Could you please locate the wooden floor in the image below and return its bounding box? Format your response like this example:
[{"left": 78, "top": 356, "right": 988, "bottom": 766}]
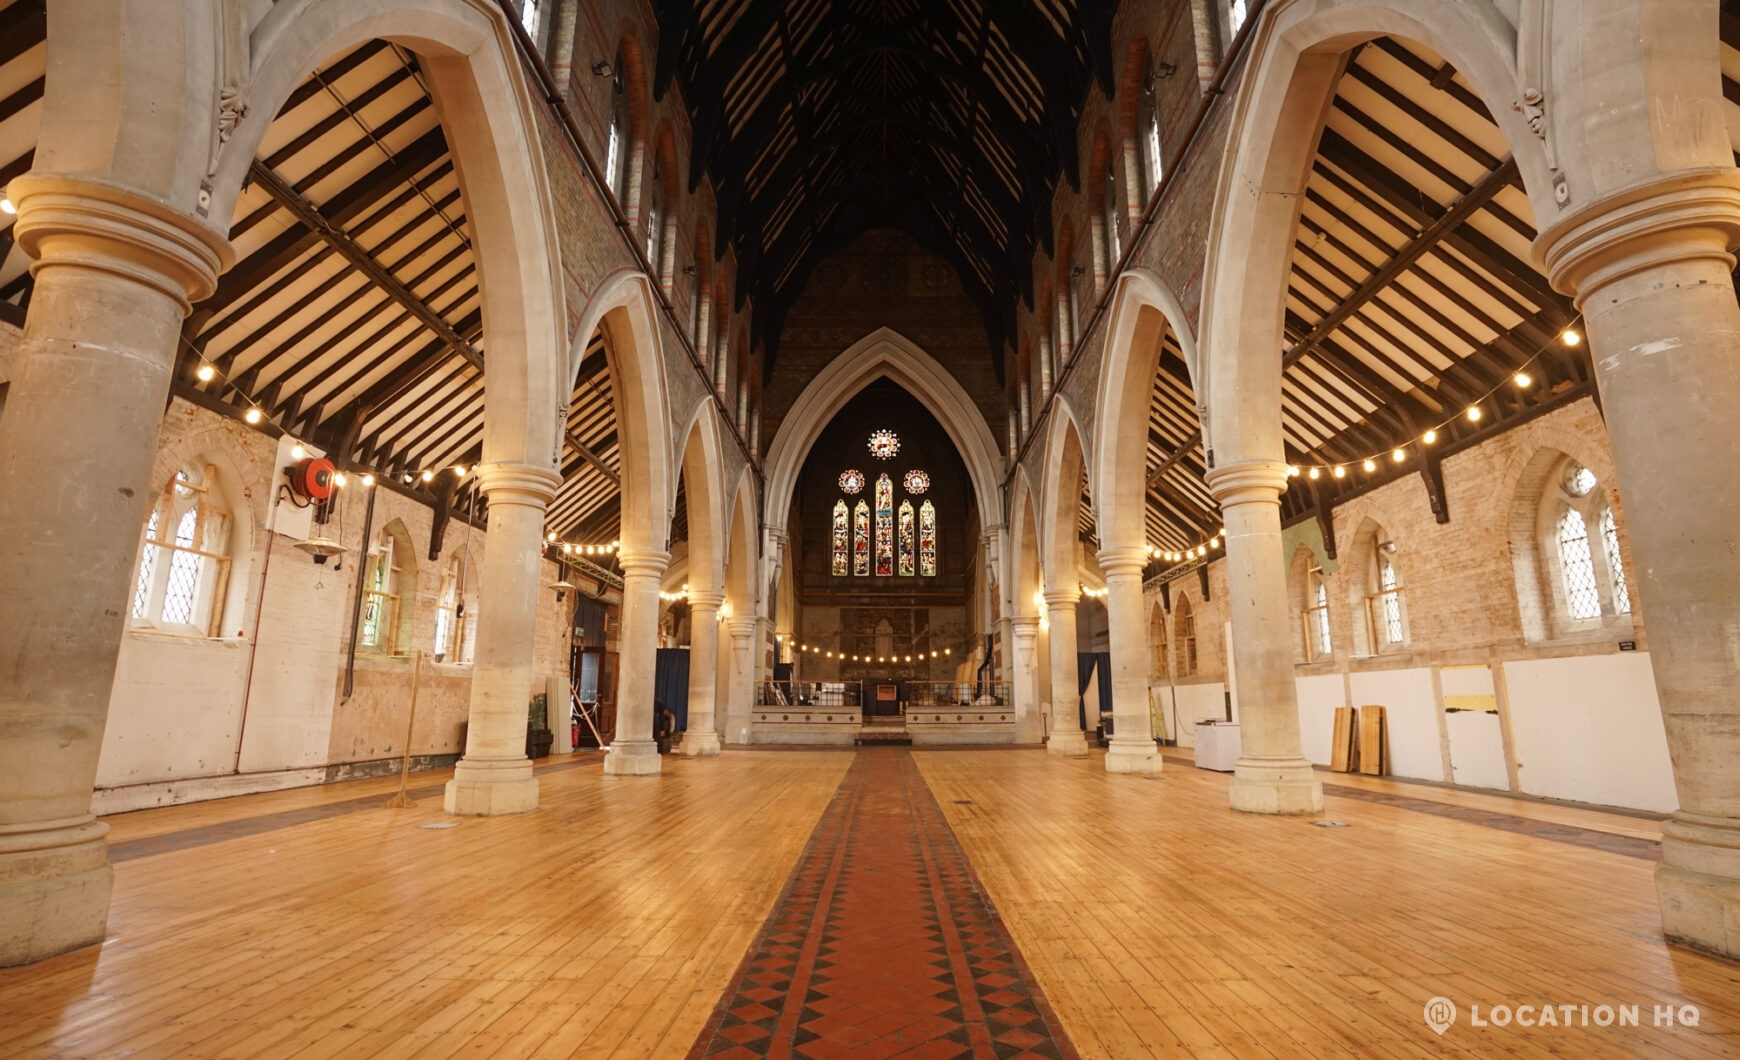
[{"left": 0, "top": 748, "right": 1736, "bottom": 1058}]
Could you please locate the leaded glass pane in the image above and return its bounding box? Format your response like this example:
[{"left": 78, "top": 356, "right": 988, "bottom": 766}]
[
  {"left": 831, "top": 501, "right": 849, "bottom": 576},
  {"left": 853, "top": 500, "right": 869, "bottom": 576},
  {"left": 1557, "top": 507, "right": 1601, "bottom": 620},
  {"left": 132, "top": 510, "right": 159, "bottom": 619},
  {"left": 1312, "top": 580, "right": 1331, "bottom": 655},
  {"left": 160, "top": 507, "right": 201, "bottom": 624},
  {"left": 874, "top": 474, "right": 893, "bottom": 576},
  {"left": 897, "top": 501, "right": 915, "bottom": 576},
  {"left": 1601, "top": 505, "right": 1631, "bottom": 615},
  {"left": 918, "top": 500, "right": 936, "bottom": 577},
  {"left": 1378, "top": 556, "right": 1403, "bottom": 644}
]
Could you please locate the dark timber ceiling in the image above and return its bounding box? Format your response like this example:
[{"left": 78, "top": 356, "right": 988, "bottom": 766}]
[{"left": 657, "top": 0, "right": 1115, "bottom": 370}]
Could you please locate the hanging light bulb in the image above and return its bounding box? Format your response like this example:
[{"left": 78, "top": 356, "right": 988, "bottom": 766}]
[
  {"left": 453, "top": 465, "right": 468, "bottom": 478},
  {"left": 1422, "top": 429, "right": 1438, "bottom": 445},
  {"left": 1392, "top": 448, "right": 1406, "bottom": 462},
  {"left": 332, "top": 472, "right": 347, "bottom": 488},
  {"left": 290, "top": 442, "right": 307, "bottom": 461},
  {"left": 244, "top": 408, "right": 263, "bottom": 425},
  {"left": 1362, "top": 459, "right": 1376, "bottom": 473},
  {"left": 1209, "top": 537, "right": 1220, "bottom": 549},
  {"left": 361, "top": 474, "right": 376, "bottom": 488},
  {"left": 1333, "top": 465, "right": 1347, "bottom": 479},
  {"left": 1466, "top": 405, "right": 1483, "bottom": 422},
  {"left": 1562, "top": 328, "right": 1581, "bottom": 346},
  {"left": 0, "top": 198, "right": 15, "bottom": 215},
  {"left": 421, "top": 469, "right": 434, "bottom": 482},
  {"left": 1514, "top": 371, "right": 1532, "bottom": 388},
  {"left": 195, "top": 363, "right": 216, "bottom": 382},
  {"left": 1287, "top": 465, "right": 1300, "bottom": 477},
  {"left": 1308, "top": 467, "right": 1321, "bottom": 480}
]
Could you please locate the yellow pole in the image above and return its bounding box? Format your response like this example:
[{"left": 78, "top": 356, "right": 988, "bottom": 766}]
[{"left": 383, "top": 650, "right": 423, "bottom": 808}]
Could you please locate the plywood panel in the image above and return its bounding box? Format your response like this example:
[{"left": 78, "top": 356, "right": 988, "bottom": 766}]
[
  {"left": 1505, "top": 653, "right": 1677, "bottom": 812},
  {"left": 1349, "top": 667, "right": 1442, "bottom": 782}
]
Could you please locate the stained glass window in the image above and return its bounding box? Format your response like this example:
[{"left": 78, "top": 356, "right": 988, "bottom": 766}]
[
  {"left": 831, "top": 500, "right": 849, "bottom": 576},
  {"left": 868, "top": 430, "right": 900, "bottom": 460},
  {"left": 874, "top": 474, "right": 893, "bottom": 575},
  {"left": 903, "top": 469, "right": 930, "bottom": 494},
  {"left": 1557, "top": 507, "right": 1601, "bottom": 620},
  {"left": 853, "top": 500, "right": 870, "bottom": 576},
  {"left": 1601, "top": 505, "right": 1630, "bottom": 615},
  {"left": 898, "top": 501, "right": 915, "bottom": 576},
  {"left": 839, "top": 469, "right": 865, "bottom": 494},
  {"left": 919, "top": 500, "right": 936, "bottom": 577}
]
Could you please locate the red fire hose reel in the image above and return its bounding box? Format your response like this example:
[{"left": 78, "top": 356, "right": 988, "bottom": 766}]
[{"left": 288, "top": 456, "right": 337, "bottom": 501}]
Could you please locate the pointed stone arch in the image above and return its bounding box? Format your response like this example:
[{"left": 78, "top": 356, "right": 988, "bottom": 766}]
[
  {"left": 1090, "top": 267, "right": 1199, "bottom": 554},
  {"left": 762, "top": 327, "right": 1003, "bottom": 547},
  {"left": 1036, "top": 399, "right": 1090, "bottom": 592},
  {"left": 569, "top": 269, "right": 674, "bottom": 555}
]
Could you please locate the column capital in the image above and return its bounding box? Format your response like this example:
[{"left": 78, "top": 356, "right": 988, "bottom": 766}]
[
  {"left": 1205, "top": 460, "right": 1288, "bottom": 506},
  {"left": 10, "top": 174, "right": 233, "bottom": 313},
  {"left": 1042, "top": 589, "right": 1079, "bottom": 610},
  {"left": 473, "top": 462, "right": 561, "bottom": 506},
  {"left": 617, "top": 548, "right": 670, "bottom": 577},
  {"left": 687, "top": 589, "right": 725, "bottom": 612},
  {"left": 1537, "top": 167, "right": 1740, "bottom": 303},
  {"left": 1009, "top": 615, "right": 1040, "bottom": 638},
  {"left": 727, "top": 616, "right": 757, "bottom": 640},
  {"left": 1095, "top": 546, "right": 1149, "bottom": 578}
]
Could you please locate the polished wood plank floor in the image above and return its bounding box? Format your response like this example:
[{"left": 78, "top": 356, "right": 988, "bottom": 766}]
[
  {"left": 2, "top": 748, "right": 1737, "bottom": 1058},
  {"left": 916, "top": 750, "right": 1740, "bottom": 1058}
]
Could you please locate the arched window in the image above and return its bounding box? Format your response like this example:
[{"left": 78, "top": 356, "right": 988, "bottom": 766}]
[
  {"left": 434, "top": 555, "right": 473, "bottom": 663},
  {"left": 1150, "top": 604, "right": 1169, "bottom": 681},
  {"left": 645, "top": 157, "right": 664, "bottom": 266},
  {"left": 1174, "top": 597, "right": 1197, "bottom": 677},
  {"left": 1303, "top": 563, "right": 1331, "bottom": 660},
  {"left": 361, "top": 521, "right": 415, "bottom": 654},
  {"left": 605, "top": 66, "right": 628, "bottom": 201},
  {"left": 1102, "top": 156, "right": 1121, "bottom": 274},
  {"left": 1141, "top": 64, "right": 1163, "bottom": 198},
  {"left": 831, "top": 500, "right": 849, "bottom": 576},
  {"left": 1364, "top": 533, "right": 1407, "bottom": 650},
  {"left": 1228, "top": 0, "right": 1250, "bottom": 37},
  {"left": 1541, "top": 459, "right": 1631, "bottom": 628},
  {"left": 918, "top": 500, "right": 936, "bottom": 577},
  {"left": 853, "top": 500, "right": 870, "bottom": 576},
  {"left": 873, "top": 473, "right": 894, "bottom": 576},
  {"left": 131, "top": 463, "right": 233, "bottom": 636}
]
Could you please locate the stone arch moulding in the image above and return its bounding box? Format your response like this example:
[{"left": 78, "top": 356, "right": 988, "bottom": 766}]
[
  {"left": 1197, "top": 0, "right": 1551, "bottom": 468},
  {"left": 1007, "top": 466, "right": 1043, "bottom": 621},
  {"left": 1089, "top": 267, "right": 1199, "bottom": 552},
  {"left": 762, "top": 327, "right": 1005, "bottom": 548},
  {"left": 215, "top": 0, "right": 567, "bottom": 471},
  {"left": 569, "top": 268, "right": 674, "bottom": 552},
  {"left": 673, "top": 398, "right": 728, "bottom": 591},
  {"left": 1035, "top": 398, "right": 1090, "bottom": 590}
]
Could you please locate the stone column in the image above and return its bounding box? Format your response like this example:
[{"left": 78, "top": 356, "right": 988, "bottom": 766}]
[
  {"left": 1540, "top": 170, "right": 1740, "bottom": 958},
  {"left": 605, "top": 548, "right": 668, "bottom": 775},
  {"left": 1044, "top": 590, "right": 1088, "bottom": 755},
  {"left": 444, "top": 463, "right": 560, "bottom": 815},
  {"left": 1009, "top": 616, "right": 1044, "bottom": 744},
  {"left": 0, "top": 176, "right": 229, "bottom": 966},
  {"left": 727, "top": 617, "right": 757, "bottom": 743},
  {"left": 1098, "top": 547, "right": 1160, "bottom": 774},
  {"left": 1205, "top": 462, "right": 1322, "bottom": 813},
  {"left": 680, "top": 590, "right": 723, "bottom": 756}
]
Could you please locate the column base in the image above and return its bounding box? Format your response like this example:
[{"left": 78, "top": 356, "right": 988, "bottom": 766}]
[
  {"left": 1047, "top": 730, "right": 1090, "bottom": 756},
  {"left": 679, "top": 730, "right": 722, "bottom": 757},
  {"left": 603, "top": 739, "right": 664, "bottom": 776},
  {"left": 1104, "top": 738, "right": 1161, "bottom": 774},
  {"left": 0, "top": 819, "right": 113, "bottom": 967},
  {"left": 443, "top": 757, "right": 539, "bottom": 816},
  {"left": 1657, "top": 813, "right": 1740, "bottom": 959},
  {"left": 1228, "top": 756, "right": 1323, "bottom": 815}
]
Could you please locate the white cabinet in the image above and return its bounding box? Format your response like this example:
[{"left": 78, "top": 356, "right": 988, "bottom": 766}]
[{"left": 1193, "top": 722, "right": 1241, "bottom": 772}]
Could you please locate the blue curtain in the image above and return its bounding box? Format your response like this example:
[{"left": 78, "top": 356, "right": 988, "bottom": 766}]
[
  {"left": 654, "top": 647, "right": 691, "bottom": 731},
  {"left": 1077, "top": 651, "right": 1110, "bottom": 729}
]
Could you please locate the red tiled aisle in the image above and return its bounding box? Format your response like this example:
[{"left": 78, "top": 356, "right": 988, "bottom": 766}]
[{"left": 690, "top": 749, "right": 1076, "bottom": 1059}]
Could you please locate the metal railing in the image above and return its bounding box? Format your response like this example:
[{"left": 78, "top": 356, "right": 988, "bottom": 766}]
[
  {"left": 908, "top": 681, "right": 1010, "bottom": 707},
  {"left": 757, "top": 681, "right": 863, "bottom": 708}
]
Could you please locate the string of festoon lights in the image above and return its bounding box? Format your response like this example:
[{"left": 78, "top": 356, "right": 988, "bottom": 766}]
[
  {"left": 181, "top": 339, "right": 482, "bottom": 493},
  {"left": 1284, "top": 319, "right": 1585, "bottom": 483},
  {"left": 182, "top": 340, "right": 626, "bottom": 558},
  {"left": 774, "top": 633, "right": 954, "bottom": 665}
]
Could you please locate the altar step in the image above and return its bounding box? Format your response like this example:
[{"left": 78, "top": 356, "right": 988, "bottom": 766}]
[{"left": 855, "top": 727, "right": 912, "bottom": 747}]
